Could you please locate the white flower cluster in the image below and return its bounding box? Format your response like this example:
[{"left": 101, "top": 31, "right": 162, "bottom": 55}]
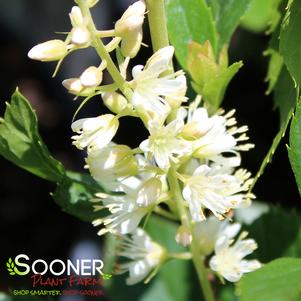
[{"left": 28, "top": 0, "right": 261, "bottom": 286}]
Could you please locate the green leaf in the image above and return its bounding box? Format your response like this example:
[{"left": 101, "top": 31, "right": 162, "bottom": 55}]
[
  {"left": 241, "top": 0, "right": 282, "bottom": 33},
  {"left": 251, "top": 62, "right": 297, "bottom": 189},
  {"left": 274, "top": 67, "right": 297, "bottom": 126},
  {"left": 52, "top": 171, "right": 105, "bottom": 222},
  {"left": 280, "top": 0, "right": 301, "bottom": 87},
  {"left": 265, "top": 49, "right": 283, "bottom": 95},
  {"left": 207, "top": 0, "right": 253, "bottom": 49},
  {"left": 218, "top": 284, "right": 240, "bottom": 301},
  {"left": 0, "top": 89, "right": 107, "bottom": 222},
  {"left": 265, "top": 24, "right": 283, "bottom": 95},
  {"left": 0, "top": 89, "right": 65, "bottom": 182},
  {"left": 288, "top": 98, "right": 301, "bottom": 196},
  {"left": 245, "top": 206, "right": 301, "bottom": 262},
  {"left": 201, "top": 61, "right": 243, "bottom": 110},
  {"left": 238, "top": 258, "right": 301, "bottom": 301},
  {"left": 166, "top": 0, "right": 217, "bottom": 69}
]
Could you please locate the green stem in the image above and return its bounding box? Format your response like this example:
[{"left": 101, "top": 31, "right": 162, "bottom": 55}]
[
  {"left": 77, "top": 1, "right": 132, "bottom": 99},
  {"left": 154, "top": 206, "right": 179, "bottom": 221},
  {"left": 167, "top": 165, "right": 215, "bottom": 301},
  {"left": 96, "top": 29, "right": 116, "bottom": 38},
  {"left": 191, "top": 242, "right": 216, "bottom": 301},
  {"left": 167, "top": 165, "right": 190, "bottom": 229},
  {"left": 145, "top": 0, "right": 170, "bottom": 51},
  {"left": 169, "top": 252, "right": 192, "bottom": 260}
]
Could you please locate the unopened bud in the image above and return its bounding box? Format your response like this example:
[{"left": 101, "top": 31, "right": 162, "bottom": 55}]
[
  {"left": 86, "top": 144, "right": 138, "bottom": 182},
  {"left": 175, "top": 225, "right": 192, "bottom": 247},
  {"left": 115, "top": 1, "right": 146, "bottom": 36},
  {"left": 102, "top": 92, "right": 128, "bottom": 114},
  {"left": 28, "top": 40, "right": 67, "bottom": 62},
  {"left": 121, "top": 29, "right": 142, "bottom": 58},
  {"left": 62, "top": 78, "right": 94, "bottom": 96},
  {"left": 71, "top": 26, "right": 91, "bottom": 46},
  {"left": 69, "top": 6, "right": 84, "bottom": 27},
  {"left": 80, "top": 66, "right": 103, "bottom": 87}
]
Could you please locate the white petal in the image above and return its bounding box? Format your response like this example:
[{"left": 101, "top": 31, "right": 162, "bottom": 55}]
[{"left": 144, "top": 46, "right": 174, "bottom": 78}]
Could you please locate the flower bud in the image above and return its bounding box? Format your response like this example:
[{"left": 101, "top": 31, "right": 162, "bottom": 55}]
[
  {"left": 120, "top": 29, "right": 142, "bottom": 58},
  {"left": 86, "top": 144, "right": 138, "bottom": 182},
  {"left": 62, "top": 78, "right": 94, "bottom": 96},
  {"left": 187, "top": 41, "right": 242, "bottom": 112},
  {"left": 28, "top": 40, "right": 67, "bottom": 62},
  {"left": 175, "top": 225, "right": 192, "bottom": 247},
  {"left": 69, "top": 6, "right": 84, "bottom": 27},
  {"left": 71, "top": 26, "right": 91, "bottom": 46},
  {"left": 102, "top": 92, "right": 128, "bottom": 114},
  {"left": 80, "top": 66, "right": 103, "bottom": 87},
  {"left": 115, "top": 1, "right": 146, "bottom": 36}
]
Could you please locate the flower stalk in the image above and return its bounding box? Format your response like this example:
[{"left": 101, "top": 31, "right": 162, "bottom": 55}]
[
  {"left": 77, "top": 0, "right": 132, "bottom": 99},
  {"left": 145, "top": 0, "right": 174, "bottom": 73},
  {"left": 145, "top": 0, "right": 170, "bottom": 52},
  {"left": 145, "top": 0, "right": 216, "bottom": 297},
  {"left": 168, "top": 165, "right": 216, "bottom": 301}
]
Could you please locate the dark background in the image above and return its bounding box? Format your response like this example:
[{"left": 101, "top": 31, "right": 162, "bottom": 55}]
[{"left": 0, "top": 1, "right": 299, "bottom": 300}]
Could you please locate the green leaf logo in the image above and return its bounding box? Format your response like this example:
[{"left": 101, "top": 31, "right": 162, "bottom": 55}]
[
  {"left": 102, "top": 273, "right": 112, "bottom": 280},
  {"left": 6, "top": 258, "right": 16, "bottom": 275}
]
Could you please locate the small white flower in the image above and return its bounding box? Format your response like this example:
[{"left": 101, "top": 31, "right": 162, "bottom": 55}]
[
  {"left": 182, "top": 164, "right": 254, "bottom": 222},
  {"left": 209, "top": 231, "right": 261, "bottom": 282},
  {"left": 194, "top": 216, "right": 241, "bottom": 255},
  {"left": 28, "top": 40, "right": 68, "bottom": 62},
  {"left": 116, "top": 228, "right": 166, "bottom": 285},
  {"left": 181, "top": 105, "right": 254, "bottom": 164},
  {"left": 86, "top": 144, "right": 138, "bottom": 187},
  {"left": 92, "top": 178, "right": 162, "bottom": 235},
  {"left": 71, "top": 114, "right": 119, "bottom": 152},
  {"left": 130, "top": 46, "right": 186, "bottom": 125},
  {"left": 140, "top": 119, "right": 191, "bottom": 170}
]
